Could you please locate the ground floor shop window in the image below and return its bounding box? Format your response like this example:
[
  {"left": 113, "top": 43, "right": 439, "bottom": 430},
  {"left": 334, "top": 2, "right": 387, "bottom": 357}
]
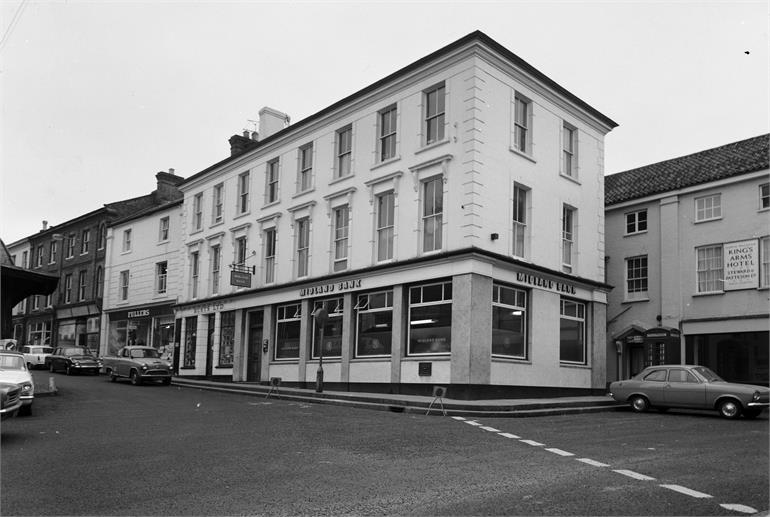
[
  {"left": 492, "top": 284, "right": 527, "bottom": 359},
  {"left": 408, "top": 281, "right": 452, "bottom": 355},
  {"left": 275, "top": 303, "right": 301, "bottom": 360},
  {"left": 183, "top": 316, "right": 197, "bottom": 367},
  {"left": 355, "top": 290, "right": 393, "bottom": 357},
  {"left": 312, "top": 298, "right": 343, "bottom": 359},
  {"left": 686, "top": 331, "right": 769, "bottom": 385},
  {"left": 28, "top": 322, "right": 51, "bottom": 346},
  {"left": 560, "top": 298, "right": 586, "bottom": 364},
  {"left": 219, "top": 311, "right": 235, "bottom": 366},
  {"left": 153, "top": 317, "right": 175, "bottom": 360}
]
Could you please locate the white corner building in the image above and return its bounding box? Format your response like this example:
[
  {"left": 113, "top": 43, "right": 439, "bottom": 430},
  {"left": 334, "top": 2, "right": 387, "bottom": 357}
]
[{"left": 172, "top": 31, "right": 617, "bottom": 398}]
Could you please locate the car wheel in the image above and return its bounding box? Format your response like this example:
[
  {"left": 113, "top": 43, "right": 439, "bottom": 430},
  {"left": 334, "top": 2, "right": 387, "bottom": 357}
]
[
  {"left": 718, "top": 399, "right": 742, "bottom": 419},
  {"left": 27, "top": 362, "right": 33, "bottom": 370},
  {"left": 629, "top": 395, "right": 649, "bottom": 413},
  {"left": 742, "top": 408, "right": 762, "bottom": 419},
  {"left": 130, "top": 370, "right": 142, "bottom": 386},
  {"left": 19, "top": 404, "right": 31, "bottom": 417}
]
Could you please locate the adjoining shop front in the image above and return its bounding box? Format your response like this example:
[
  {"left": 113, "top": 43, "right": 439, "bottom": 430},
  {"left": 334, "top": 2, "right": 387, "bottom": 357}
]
[
  {"left": 172, "top": 252, "right": 609, "bottom": 399},
  {"left": 102, "top": 303, "right": 177, "bottom": 361}
]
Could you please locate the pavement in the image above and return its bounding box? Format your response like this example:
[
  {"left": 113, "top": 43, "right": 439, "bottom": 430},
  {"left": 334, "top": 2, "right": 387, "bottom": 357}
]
[{"left": 36, "top": 374, "right": 627, "bottom": 417}]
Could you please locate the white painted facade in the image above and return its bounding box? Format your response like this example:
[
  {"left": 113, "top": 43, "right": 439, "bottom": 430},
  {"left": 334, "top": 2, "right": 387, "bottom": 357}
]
[{"left": 173, "top": 32, "right": 616, "bottom": 397}]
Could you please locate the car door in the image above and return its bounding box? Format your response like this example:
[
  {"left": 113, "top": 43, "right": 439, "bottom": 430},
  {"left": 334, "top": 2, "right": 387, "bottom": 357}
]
[
  {"left": 664, "top": 368, "right": 706, "bottom": 408},
  {"left": 639, "top": 368, "right": 668, "bottom": 405}
]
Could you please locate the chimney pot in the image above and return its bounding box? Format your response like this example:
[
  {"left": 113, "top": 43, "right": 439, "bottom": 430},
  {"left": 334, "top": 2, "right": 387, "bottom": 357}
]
[
  {"left": 42, "top": 220, "right": 48, "bottom": 231},
  {"left": 169, "top": 168, "right": 175, "bottom": 175},
  {"left": 243, "top": 130, "right": 250, "bottom": 138}
]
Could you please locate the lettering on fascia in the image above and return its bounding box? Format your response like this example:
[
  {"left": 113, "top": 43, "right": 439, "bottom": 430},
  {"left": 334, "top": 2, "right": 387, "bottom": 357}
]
[
  {"left": 299, "top": 279, "right": 362, "bottom": 297},
  {"left": 516, "top": 272, "right": 576, "bottom": 295}
]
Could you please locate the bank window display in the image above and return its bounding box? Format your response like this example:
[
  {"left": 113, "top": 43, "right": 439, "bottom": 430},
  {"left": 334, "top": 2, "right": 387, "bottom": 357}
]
[
  {"left": 218, "top": 311, "right": 235, "bottom": 366},
  {"left": 183, "top": 316, "right": 197, "bottom": 367},
  {"left": 311, "top": 298, "right": 343, "bottom": 359},
  {"left": 355, "top": 290, "right": 393, "bottom": 357},
  {"left": 491, "top": 284, "right": 527, "bottom": 359},
  {"left": 559, "top": 298, "right": 586, "bottom": 364},
  {"left": 409, "top": 281, "right": 452, "bottom": 355},
  {"left": 275, "top": 303, "right": 301, "bottom": 360}
]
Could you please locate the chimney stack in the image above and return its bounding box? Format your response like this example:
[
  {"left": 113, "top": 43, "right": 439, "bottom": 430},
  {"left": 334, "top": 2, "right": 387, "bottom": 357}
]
[
  {"left": 41, "top": 220, "right": 48, "bottom": 231},
  {"left": 258, "top": 107, "right": 290, "bottom": 140},
  {"left": 155, "top": 170, "right": 185, "bottom": 201}
]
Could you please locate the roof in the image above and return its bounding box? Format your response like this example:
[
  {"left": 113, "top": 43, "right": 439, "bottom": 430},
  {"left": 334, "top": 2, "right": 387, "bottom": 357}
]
[
  {"left": 182, "top": 30, "right": 617, "bottom": 187},
  {"left": 605, "top": 134, "right": 770, "bottom": 205}
]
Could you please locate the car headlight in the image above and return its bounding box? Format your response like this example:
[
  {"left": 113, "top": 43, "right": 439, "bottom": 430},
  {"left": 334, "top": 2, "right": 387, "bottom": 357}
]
[
  {"left": 72, "top": 360, "right": 80, "bottom": 366},
  {"left": 21, "top": 382, "right": 33, "bottom": 394},
  {"left": 752, "top": 391, "right": 760, "bottom": 402},
  {"left": 141, "top": 364, "right": 148, "bottom": 371}
]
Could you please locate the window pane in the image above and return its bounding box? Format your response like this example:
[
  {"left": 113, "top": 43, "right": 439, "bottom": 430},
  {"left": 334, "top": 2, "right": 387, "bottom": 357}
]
[{"left": 409, "top": 303, "right": 451, "bottom": 354}]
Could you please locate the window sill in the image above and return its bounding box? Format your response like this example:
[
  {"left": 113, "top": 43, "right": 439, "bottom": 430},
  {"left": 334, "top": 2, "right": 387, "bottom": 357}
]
[
  {"left": 261, "top": 201, "right": 280, "bottom": 210},
  {"left": 233, "top": 211, "right": 251, "bottom": 220},
  {"left": 270, "top": 359, "right": 299, "bottom": 364},
  {"left": 209, "top": 221, "right": 224, "bottom": 229},
  {"left": 416, "top": 139, "right": 449, "bottom": 155},
  {"left": 624, "top": 231, "right": 648, "bottom": 237},
  {"left": 509, "top": 147, "right": 536, "bottom": 164},
  {"left": 329, "top": 174, "right": 354, "bottom": 187},
  {"left": 370, "top": 156, "right": 401, "bottom": 171},
  {"left": 293, "top": 187, "right": 315, "bottom": 199},
  {"left": 351, "top": 356, "right": 392, "bottom": 362},
  {"left": 157, "top": 239, "right": 170, "bottom": 245},
  {"left": 559, "top": 172, "right": 580, "bottom": 185},
  {"left": 215, "top": 365, "right": 233, "bottom": 369},
  {"left": 559, "top": 362, "right": 590, "bottom": 369},
  {"left": 491, "top": 356, "right": 531, "bottom": 364},
  {"left": 694, "top": 217, "right": 722, "bottom": 224},
  {"left": 693, "top": 291, "right": 724, "bottom": 297},
  {"left": 401, "top": 355, "right": 451, "bottom": 361},
  {"left": 179, "top": 366, "right": 196, "bottom": 370}
]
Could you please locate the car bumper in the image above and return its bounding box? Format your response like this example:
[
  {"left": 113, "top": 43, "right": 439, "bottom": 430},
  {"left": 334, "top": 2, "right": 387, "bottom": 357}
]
[
  {"left": 20, "top": 396, "right": 33, "bottom": 406},
  {"left": 0, "top": 403, "right": 21, "bottom": 420},
  {"left": 140, "top": 371, "right": 171, "bottom": 379},
  {"left": 747, "top": 401, "right": 769, "bottom": 408}
]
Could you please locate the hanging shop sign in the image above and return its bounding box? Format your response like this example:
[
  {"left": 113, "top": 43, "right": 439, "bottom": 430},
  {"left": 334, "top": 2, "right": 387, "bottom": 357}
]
[
  {"left": 516, "top": 272, "right": 576, "bottom": 295},
  {"left": 299, "top": 278, "right": 362, "bottom": 297},
  {"left": 230, "top": 270, "right": 252, "bottom": 288},
  {"left": 723, "top": 239, "right": 759, "bottom": 291}
]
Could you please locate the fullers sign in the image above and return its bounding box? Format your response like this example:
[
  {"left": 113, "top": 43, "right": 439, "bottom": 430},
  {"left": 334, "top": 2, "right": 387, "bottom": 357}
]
[{"left": 723, "top": 239, "right": 759, "bottom": 291}]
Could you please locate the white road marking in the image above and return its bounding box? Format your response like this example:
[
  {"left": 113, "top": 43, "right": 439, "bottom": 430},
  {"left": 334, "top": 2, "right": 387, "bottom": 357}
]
[
  {"left": 479, "top": 426, "right": 500, "bottom": 432},
  {"left": 465, "top": 420, "right": 483, "bottom": 426},
  {"left": 452, "top": 416, "right": 466, "bottom": 421},
  {"left": 545, "top": 448, "right": 575, "bottom": 457},
  {"left": 660, "top": 485, "right": 712, "bottom": 499},
  {"left": 613, "top": 469, "right": 656, "bottom": 481},
  {"left": 719, "top": 503, "right": 758, "bottom": 514},
  {"left": 520, "top": 439, "right": 544, "bottom": 446},
  {"left": 498, "top": 432, "right": 520, "bottom": 439},
  {"left": 577, "top": 458, "right": 610, "bottom": 467}
]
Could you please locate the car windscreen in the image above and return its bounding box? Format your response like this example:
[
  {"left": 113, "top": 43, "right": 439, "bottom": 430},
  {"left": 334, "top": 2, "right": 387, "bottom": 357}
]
[
  {"left": 0, "top": 355, "right": 25, "bottom": 370},
  {"left": 692, "top": 366, "right": 724, "bottom": 382},
  {"left": 64, "top": 348, "right": 91, "bottom": 357},
  {"left": 130, "top": 349, "right": 160, "bottom": 358}
]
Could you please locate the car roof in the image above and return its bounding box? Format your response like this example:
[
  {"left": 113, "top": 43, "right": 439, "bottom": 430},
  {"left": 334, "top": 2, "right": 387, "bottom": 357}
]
[{"left": 0, "top": 350, "right": 24, "bottom": 356}]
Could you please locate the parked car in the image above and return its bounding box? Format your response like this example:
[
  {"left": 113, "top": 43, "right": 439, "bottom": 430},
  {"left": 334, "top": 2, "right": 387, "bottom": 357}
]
[
  {"left": 0, "top": 339, "right": 18, "bottom": 350},
  {"left": 0, "top": 382, "right": 22, "bottom": 421},
  {"left": 609, "top": 364, "right": 770, "bottom": 419},
  {"left": 45, "top": 347, "right": 101, "bottom": 375},
  {"left": 102, "top": 346, "right": 172, "bottom": 385},
  {"left": 0, "top": 351, "right": 34, "bottom": 416},
  {"left": 22, "top": 345, "right": 54, "bottom": 370}
]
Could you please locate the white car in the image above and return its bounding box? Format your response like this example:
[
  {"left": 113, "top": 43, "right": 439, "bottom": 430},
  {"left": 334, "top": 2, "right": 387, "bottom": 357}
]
[
  {"left": 0, "top": 351, "right": 34, "bottom": 416},
  {"left": 22, "top": 345, "right": 53, "bottom": 370}
]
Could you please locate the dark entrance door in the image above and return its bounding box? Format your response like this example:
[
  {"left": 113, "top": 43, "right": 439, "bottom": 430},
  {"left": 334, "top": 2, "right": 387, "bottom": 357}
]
[
  {"left": 205, "top": 314, "right": 215, "bottom": 378},
  {"left": 247, "top": 310, "right": 263, "bottom": 382}
]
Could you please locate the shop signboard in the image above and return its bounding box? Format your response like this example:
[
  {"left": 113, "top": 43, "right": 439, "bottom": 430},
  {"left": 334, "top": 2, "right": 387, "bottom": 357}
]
[
  {"left": 723, "top": 239, "right": 759, "bottom": 291},
  {"left": 230, "top": 270, "right": 252, "bottom": 288}
]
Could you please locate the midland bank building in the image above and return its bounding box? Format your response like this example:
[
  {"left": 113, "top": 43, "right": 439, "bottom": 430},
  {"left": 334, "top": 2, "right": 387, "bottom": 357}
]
[{"left": 172, "top": 31, "right": 618, "bottom": 398}]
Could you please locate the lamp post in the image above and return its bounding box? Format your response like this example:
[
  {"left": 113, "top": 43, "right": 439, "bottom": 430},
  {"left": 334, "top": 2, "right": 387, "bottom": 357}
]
[{"left": 312, "top": 306, "right": 328, "bottom": 393}]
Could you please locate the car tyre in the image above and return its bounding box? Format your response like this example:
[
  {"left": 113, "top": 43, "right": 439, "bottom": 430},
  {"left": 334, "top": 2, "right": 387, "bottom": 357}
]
[
  {"left": 161, "top": 377, "right": 171, "bottom": 386},
  {"left": 742, "top": 408, "right": 762, "bottom": 419},
  {"left": 629, "top": 395, "right": 649, "bottom": 413},
  {"left": 27, "top": 362, "right": 33, "bottom": 370},
  {"left": 19, "top": 404, "right": 32, "bottom": 417},
  {"left": 130, "top": 370, "right": 142, "bottom": 386},
  {"left": 718, "top": 399, "right": 742, "bottom": 419}
]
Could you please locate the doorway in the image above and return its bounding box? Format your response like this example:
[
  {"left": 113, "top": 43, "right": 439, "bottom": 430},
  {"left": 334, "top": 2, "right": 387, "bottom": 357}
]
[{"left": 247, "top": 310, "right": 264, "bottom": 382}]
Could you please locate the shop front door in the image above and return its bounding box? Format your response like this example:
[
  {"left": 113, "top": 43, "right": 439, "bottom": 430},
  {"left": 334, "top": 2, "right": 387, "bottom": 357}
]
[{"left": 247, "top": 310, "right": 263, "bottom": 383}]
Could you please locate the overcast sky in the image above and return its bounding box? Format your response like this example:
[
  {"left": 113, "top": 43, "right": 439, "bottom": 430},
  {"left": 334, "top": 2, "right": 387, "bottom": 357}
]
[{"left": 1, "top": 0, "right": 767, "bottom": 244}]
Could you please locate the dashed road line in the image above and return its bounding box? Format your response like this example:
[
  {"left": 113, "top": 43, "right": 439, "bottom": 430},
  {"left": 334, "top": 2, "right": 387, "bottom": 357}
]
[
  {"left": 660, "top": 485, "right": 712, "bottom": 499},
  {"left": 452, "top": 416, "right": 466, "bottom": 421},
  {"left": 613, "top": 469, "right": 656, "bottom": 481},
  {"left": 479, "top": 426, "right": 500, "bottom": 432},
  {"left": 719, "top": 503, "right": 758, "bottom": 514},
  {"left": 545, "top": 448, "right": 574, "bottom": 457},
  {"left": 576, "top": 458, "right": 610, "bottom": 467},
  {"left": 464, "top": 420, "right": 483, "bottom": 426},
  {"left": 498, "top": 432, "right": 520, "bottom": 439},
  {"left": 519, "top": 439, "right": 544, "bottom": 446}
]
